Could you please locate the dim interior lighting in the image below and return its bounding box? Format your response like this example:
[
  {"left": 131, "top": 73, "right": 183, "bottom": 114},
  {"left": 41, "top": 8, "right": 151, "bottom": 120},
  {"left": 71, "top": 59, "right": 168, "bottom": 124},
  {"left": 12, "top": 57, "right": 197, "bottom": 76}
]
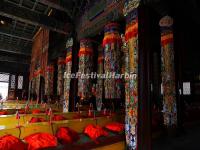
[{"left": 0, "top": 20, "right": 5, "bottom": 25}]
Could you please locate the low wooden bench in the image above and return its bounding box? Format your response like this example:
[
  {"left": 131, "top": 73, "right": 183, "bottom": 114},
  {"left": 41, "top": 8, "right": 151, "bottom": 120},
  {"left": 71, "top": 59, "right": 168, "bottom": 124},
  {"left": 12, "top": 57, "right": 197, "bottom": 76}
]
[
  {"left": 0, "top": 114, "right": 125, "bottom": 150},
  {"left": 0, "top": 115, "right": 24, "bottom": 127},
  {"left": 20, "top": 122, "right": 53, "bottom": 139},
  {"left": 0, "top": 126, "right": 20, "bottom": 138}
]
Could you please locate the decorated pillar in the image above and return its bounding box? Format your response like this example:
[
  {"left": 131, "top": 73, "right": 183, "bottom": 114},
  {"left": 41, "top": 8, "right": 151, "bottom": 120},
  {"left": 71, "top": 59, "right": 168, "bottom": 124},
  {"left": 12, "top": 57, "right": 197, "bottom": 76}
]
[
  {"left": 64, "top": 38, "right": 73, "bottom": 112},
  {"left": 45, "top": 65, "right": 54, "bottom": 97},
  {"left": 33, "top": 67, "right": 42, "bottom": 99},
  {"left": 159, "top": 16, "right": 177, "bottom": 127},
  {"left": 123, "top": 0, "right": 140, "bottom": 149},
  {"left": 31, "top": 77, "right": 37, "bottom": 100},
  {"left": 103, "top": 23, "right": 122, "bottom": 99},
  {"left": 96, "top": 45, "right": 104, "bottom": 111},
  {"left": 57, "top": 57, "right": 65, "bottom": 97},
  {"left": 78, "top": 39, "right": 93, "bottom": 99},
  {"left": 122, "top": 33, "right": 130, "bottom": 113}
]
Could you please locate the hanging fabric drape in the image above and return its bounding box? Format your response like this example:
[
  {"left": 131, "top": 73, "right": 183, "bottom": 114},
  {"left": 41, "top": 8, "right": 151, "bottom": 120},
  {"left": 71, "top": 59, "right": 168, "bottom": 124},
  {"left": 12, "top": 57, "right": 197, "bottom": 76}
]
[
  {"left": 45, "top": 65, "right": 54, "bottom": 97},
  {"left": 103, "top": 23, "right": 122, "bottom": 99},
  {"left": 78, "top": 39, "right": 93, "bottom": 99},
  {"left": 123, "top": 0, "right": 140, "bottom": 149},
  {"left": 64, "top": 38, "right": 73, "bottom": 112},
  {"left": 96, "top": 45, "right": 104, "bottom": 111},
  {"left": 57, "top": 57, "right": 65, "bottom": 97},
  {"left": 159, "top": 16, "right": 177, "bottom": 127}
]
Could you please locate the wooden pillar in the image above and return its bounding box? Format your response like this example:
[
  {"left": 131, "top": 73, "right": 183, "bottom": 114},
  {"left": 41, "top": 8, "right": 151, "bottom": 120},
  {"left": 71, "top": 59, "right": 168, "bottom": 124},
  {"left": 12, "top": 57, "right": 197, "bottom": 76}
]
[
  {"left": 137, "top": 5, "right": 152, "bottom": 150},
  {"left": 103, "top": 23, "right": 122, "bottom": 100},
  {"left": 63, "top": 38, "right": 73, "bottom": 112},
  {"left": 159, "top": 16, "right": 177, "bottom": 128},
  {"left": 69, "top": 37, "right": 79, "bottom": 112},
  {"left": 173, "top": 18, "right": 184, "bottom": 130},
  {"left": 77, "top": 39, "right": 93, "bottom": 99},
  {"left": 123, "top": 0, "right": 140, "bottom": 149},
  {"left": 45, "top": 65, "right": 54, "bottom": 98},
  {"left": 57, "top": 57, "right": 65, "bottom": 98},
  {"left": 96, "top": 45, "right": 104, "bottom": 111}
]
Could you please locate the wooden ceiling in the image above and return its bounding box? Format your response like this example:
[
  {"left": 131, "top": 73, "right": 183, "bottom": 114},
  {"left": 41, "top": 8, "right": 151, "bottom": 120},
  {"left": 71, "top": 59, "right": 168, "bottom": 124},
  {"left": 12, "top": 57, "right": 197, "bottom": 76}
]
[{"left": 0, "top": 0, "right": 89, "bottom": 73}]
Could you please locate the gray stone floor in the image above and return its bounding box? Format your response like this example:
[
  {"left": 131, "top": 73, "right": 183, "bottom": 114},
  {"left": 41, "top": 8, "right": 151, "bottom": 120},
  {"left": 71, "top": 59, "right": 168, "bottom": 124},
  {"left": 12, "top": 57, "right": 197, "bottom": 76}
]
[{"left": 153, "top": 123, "right": 200, "bottom": 150}]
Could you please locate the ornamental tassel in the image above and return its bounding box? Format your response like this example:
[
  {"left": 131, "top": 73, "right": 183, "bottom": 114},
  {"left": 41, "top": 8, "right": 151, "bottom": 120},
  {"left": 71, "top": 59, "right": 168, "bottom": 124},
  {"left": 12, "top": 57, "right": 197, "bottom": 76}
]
[
  {"left": 88, "top": 109, "right": 92, "bottom": 117},
  {"left": 103, "top": 108, "right": 107, "bottom": 115},
  {"left": 15, "top": 110, "right": 20, "bottom": 127},
  {"left": 48, "top": 108, "right": 53, "bottom": 124},
  {"left": 25, "top": 103, "right": 29, "bottom": 114}
]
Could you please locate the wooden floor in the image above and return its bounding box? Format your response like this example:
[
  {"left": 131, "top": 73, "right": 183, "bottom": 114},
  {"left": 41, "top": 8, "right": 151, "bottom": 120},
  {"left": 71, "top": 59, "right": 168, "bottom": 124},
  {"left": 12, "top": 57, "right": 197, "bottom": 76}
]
[{"left": 153, "top": 122, "right": 200, "bottom": 150}]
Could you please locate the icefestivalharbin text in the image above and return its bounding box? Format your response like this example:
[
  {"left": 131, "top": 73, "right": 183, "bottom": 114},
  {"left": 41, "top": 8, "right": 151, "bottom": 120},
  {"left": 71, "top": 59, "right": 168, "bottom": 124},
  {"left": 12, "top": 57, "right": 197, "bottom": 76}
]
[{"left": 63, "top": 72, "right": 137, "bottom": 79}]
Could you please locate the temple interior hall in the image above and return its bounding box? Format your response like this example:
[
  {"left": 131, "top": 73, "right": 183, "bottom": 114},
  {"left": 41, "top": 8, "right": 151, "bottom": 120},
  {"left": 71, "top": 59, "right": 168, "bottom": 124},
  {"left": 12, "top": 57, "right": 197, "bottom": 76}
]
[{"left": 0, "top": 0, "right": 200, "bottom": 150}]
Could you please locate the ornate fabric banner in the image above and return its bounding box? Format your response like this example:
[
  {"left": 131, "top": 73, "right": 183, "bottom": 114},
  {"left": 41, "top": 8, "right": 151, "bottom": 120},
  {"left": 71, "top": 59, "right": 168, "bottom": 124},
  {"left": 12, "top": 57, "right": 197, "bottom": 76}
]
[
  {"left": 64, "top": 38, "right": 73, "bottom": 112},
  {"left": 124, "top": 0, "right": 139, "bottom": 148},
  {"left": 45, "top": 65, "right": 54, "bottom": 96},
  {"left": 78, "top": 39, "right": 93, "bottom": 99},
  {"left": 57, "top": 57, "right": 65, "bottom": 97},
  {"left": 96, "top": 45, "right": 104, "bottom": 111},
  {"left": 103, "top": 23, "right": 122, "bottom": 99},
  {"left": 159, "top": 16, "right": 177, "bottom": 126}
]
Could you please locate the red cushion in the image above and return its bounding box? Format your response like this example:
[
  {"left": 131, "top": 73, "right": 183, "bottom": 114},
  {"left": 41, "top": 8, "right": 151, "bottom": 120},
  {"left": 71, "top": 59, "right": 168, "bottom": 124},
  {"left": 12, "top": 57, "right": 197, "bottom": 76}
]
[
  {"left": 29, "top": 117, "right": 46, "bottom": 123},
  {"left": 0, "top": 111, "right": 8, "bottom": 115},
  {"left": 56, "top": 127, "right": 79, "bottom": 144},
  {"left": 24, "top": 133, "right": 57, "bottom": 150},
  {"left": 0, "top": 135, "right": 26, "bottom": 150},
  {"left": 32, "top": 109, "right": 41, "bottom": 114},
  {"left": 105, "top": 122, "right": 124, "bottom": 132},
  {"left": 84, "top": 124, "right": 108, "bottom": 140},
  {"left": 52, "top": 115, "right": 66, "bottom": 121},
  {"left": 19, "top": 110, "right": 25, "bottom": 114}
]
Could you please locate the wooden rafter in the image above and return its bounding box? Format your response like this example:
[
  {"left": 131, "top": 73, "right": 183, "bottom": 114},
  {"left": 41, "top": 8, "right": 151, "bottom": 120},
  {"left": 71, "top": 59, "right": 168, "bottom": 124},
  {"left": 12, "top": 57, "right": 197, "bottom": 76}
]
[{"left": 0, "top": 1, "right": 69, "bottom": 34}]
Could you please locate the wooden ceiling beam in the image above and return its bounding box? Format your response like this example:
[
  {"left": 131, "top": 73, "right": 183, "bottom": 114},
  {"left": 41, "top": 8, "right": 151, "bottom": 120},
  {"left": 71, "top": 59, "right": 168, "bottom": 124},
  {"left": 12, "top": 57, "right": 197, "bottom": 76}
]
[
  {"left": 0, "top": 54, "right": 30, "bottom": 64},
  {"left": 0, "top": 29, "right": 33, "bottom": 42},
  {"left": 38, "top": 0, "right": 73, "bottom": 18},
  {"left": 0, "top": 42, "right": 31, "bottom": 56},
  {"left": 0, "top": 61, "right": 29, "bottom": 73},
  {"left": 0, "top": 1, "right": 69, "bottom": 34}
]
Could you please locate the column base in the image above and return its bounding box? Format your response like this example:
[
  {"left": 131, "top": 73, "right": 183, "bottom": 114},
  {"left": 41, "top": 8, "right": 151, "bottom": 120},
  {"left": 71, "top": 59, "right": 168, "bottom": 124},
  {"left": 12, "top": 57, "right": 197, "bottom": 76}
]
[{"left": 165, "top": 126, "right": 178, "bottom": 137}]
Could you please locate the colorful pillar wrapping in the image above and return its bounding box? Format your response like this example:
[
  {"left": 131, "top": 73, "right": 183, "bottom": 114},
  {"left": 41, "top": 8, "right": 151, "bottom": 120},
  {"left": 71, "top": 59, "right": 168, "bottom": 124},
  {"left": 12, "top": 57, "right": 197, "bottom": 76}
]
[
  {"left": 123, "top": 0, "right": 140, "bottom": 149},
  {"left": 45, "top": 65, "right": 54, "bottom": 97},
  {"left": 64, "top": 38, "right": 73, "bottom": 112},
  {"left": 159, "top": 16, "right": 177, "bottom": 126},
  {"left": 57, "top": 57, "right": 66, "bottom": 97},
  {"left": 33, "top": 68, "right": 42, "bottom": 99},
  {"left": 78, "top": 39, "right": 93, "bottom": 99},
  {"left": 96, "top": 45, "right": 104, "bottom": 111},
  {"left": 103, "top": 23, "right": 122, "bottom": 99},
  {"left": 122, "top": 33, "right": 130, "bottom": 117}
]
